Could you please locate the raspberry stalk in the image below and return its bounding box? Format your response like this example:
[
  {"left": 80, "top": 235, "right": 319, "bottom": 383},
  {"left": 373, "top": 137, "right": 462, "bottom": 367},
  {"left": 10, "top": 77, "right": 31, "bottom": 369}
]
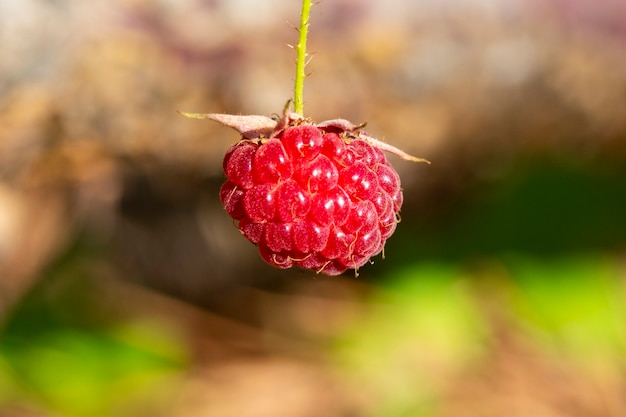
[{"left": 293, "top": 0, "right": 312, "bottom": 115}]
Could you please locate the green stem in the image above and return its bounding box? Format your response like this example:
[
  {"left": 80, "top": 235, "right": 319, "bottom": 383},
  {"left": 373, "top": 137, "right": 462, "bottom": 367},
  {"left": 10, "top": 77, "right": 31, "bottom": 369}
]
[{"left": 293, "top": 0, "right": 312, "bottom": 115}]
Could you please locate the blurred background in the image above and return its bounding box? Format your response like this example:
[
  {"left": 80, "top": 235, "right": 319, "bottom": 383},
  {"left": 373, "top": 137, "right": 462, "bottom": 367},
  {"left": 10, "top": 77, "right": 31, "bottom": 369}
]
[{"left": 1, "top": 0, "right": 626, "bottom": 416}]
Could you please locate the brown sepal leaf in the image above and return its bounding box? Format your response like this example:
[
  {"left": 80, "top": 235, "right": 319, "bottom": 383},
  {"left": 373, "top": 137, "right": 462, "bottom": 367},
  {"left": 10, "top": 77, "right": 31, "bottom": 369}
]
[
  {"left": 179, "top": 110, "right": 429, "bottom": 163},
  {"left": 178, "top": 111, "right": 277, "bottom": 139}
]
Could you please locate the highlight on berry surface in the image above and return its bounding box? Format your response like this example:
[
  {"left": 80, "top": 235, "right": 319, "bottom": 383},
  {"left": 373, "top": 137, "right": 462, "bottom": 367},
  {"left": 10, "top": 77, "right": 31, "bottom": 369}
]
[{"left": 180, "top": 109, "right": 429, "bottom": 276}]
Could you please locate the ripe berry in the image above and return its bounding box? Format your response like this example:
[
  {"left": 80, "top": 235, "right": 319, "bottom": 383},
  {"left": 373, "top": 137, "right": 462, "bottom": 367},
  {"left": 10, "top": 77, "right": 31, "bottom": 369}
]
[{"left": 219, "top": 121, "right": 407, "bottom": 276}]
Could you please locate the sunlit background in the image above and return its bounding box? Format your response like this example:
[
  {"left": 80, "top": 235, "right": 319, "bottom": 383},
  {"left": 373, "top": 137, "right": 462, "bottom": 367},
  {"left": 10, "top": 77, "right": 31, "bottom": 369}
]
[{"left": 1, "top": 0, "right": 625, "bottom": 416}]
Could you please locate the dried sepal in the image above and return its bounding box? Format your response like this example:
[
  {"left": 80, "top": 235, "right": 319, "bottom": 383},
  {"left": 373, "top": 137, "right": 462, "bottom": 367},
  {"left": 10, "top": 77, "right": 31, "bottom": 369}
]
[
  {"left": 357, "top": 133, "right": 431, "bottom": 164},
  {"left": 317, "top": 119, "right": 430, "bottom": 164},
  {"left": 178, "top": 111, "right": 277, "bottom": 139},
  {"left": 180, "top": 109, "right": 429, "bottom": 163},
  {"left": 316, "top": 118, "right": 365, "bottom": 131}
]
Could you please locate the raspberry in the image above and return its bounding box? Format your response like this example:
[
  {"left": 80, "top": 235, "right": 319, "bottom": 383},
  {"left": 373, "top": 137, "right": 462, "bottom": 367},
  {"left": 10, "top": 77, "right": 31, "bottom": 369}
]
[{"left": 219, "top": 120, "right": 409, "bottom": 276}]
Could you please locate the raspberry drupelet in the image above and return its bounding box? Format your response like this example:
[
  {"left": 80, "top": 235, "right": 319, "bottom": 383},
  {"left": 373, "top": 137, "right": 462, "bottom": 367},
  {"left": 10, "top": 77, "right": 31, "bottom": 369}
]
[{"left": 218, "top": 114, "right": 413, "bottom": 276}]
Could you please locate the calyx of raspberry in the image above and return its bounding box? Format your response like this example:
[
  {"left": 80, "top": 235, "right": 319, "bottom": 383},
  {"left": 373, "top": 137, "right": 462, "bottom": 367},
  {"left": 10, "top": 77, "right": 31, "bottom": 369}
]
[{"left": 184, "top": 109, "right": 429, "bottom": 276}]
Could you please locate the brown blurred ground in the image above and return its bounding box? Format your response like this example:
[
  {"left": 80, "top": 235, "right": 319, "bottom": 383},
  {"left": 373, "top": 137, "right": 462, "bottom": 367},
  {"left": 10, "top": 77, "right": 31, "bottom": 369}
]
[{"left": 1, "top": 0, "right": 626, "bottom": 416}]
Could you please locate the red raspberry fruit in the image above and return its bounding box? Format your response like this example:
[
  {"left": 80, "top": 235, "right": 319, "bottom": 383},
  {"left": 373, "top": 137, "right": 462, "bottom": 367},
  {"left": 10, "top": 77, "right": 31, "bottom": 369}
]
[{"left": 220, "top": 123, "right": 405, "bottom": 276}]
